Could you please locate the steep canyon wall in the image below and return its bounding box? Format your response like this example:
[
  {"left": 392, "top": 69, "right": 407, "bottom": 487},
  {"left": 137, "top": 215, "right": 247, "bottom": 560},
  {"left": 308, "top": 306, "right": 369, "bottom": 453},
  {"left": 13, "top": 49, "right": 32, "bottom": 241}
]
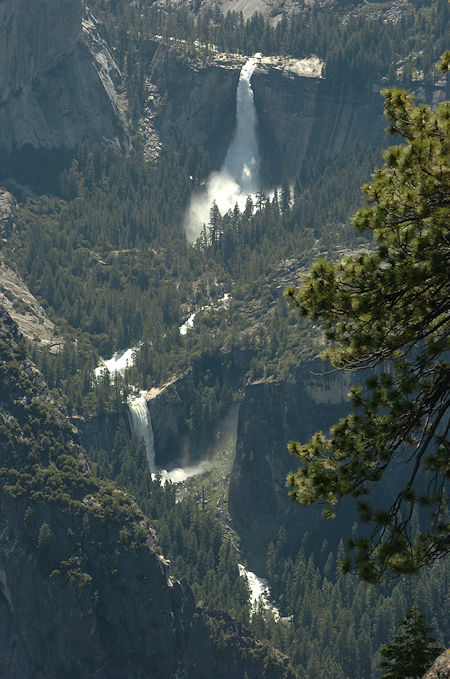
[
  {"left": 0, "top": 309, "right": 294, "bottom": 679},
  {"left": 228, "top": 361, "right": 418, "bottom": 574},
  {"left": 0, "top": 0, "right": 128, "bottom": 164},
  {"left": 156, "top": 54, "right": 448, "bottom": 185},
  {"left": 251, "top": 71, "right": 387, "bottom": 183},
  {"left": 154, "top": 52, "right": 388, "bottom": 185},
  {"left": 0, "top": 0, "right": 81, "bottom": 103},
  {"left": 228, "top": 362, "right": 358, "bottom": 573}
]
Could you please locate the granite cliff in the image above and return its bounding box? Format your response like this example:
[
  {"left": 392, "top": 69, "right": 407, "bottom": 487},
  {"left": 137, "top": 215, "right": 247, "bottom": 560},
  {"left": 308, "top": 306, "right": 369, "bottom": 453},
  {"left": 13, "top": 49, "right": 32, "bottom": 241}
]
[
  {"left": 149, "top": 47, "right": 385, "bottom": 185},
  {"left": 227, "top": 358, "right": 427, "bottom": 574},
  {"left": 149, "top": 46, "right": 448, "bottom": 185},
  {"left": 0, "top": 0, "right": 128, "bottom": 163},
  {"left": 228, "top": 361, "right": 358, "bottom": 572},
  {"left": 251, "top": 69, "right": 386, "bottom": 183}
]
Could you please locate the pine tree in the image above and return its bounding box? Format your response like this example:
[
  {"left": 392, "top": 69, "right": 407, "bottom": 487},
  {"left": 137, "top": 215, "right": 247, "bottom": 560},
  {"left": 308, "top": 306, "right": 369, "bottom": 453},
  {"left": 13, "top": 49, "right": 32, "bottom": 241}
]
[
  {"left": 286, "top": 70, "right": 450, "bottom": 581},
  {"left": 379, "top": 607, "right": 443, "bottom": 679}
]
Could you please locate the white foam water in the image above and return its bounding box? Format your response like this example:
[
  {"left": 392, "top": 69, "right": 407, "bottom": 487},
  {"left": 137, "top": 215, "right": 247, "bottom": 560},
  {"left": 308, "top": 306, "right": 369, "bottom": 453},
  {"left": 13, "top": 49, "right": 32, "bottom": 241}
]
[
  {"left": 156, "top": 460, "right": 210, "bottom": 484},
  {"left": 185, "top": 54, "right": 262, "bottom": 242},
  {"left": 238, "top": 564, "right": 280, "bottom": 619},
  {"left": 94, "top": 345, "right": 140, "bottom": 378},
  {"left": 127, "top": 392, "right": 156, "bottom": 473}
]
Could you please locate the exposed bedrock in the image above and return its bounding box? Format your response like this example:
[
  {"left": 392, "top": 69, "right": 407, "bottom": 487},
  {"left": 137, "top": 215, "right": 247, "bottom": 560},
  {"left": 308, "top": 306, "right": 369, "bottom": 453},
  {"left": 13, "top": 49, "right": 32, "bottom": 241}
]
[
  {"left": 228, "top": 361, "right": 357, "bottom": 573},
  {"left": 149, "top": 349, "right": 253, "bottom": 468},
  {"left": 228, "top": 361, "right": 410, "bottom": 574},
  {"left": 251, "top": 72, "right": 387, "bottom": 183},
  {"left": 0, "top": 309, "right": 294, "bottom": 679},
  {"left": 0, "top": 0, "right": 128, "bottom": 161},
  {"left": 155, "top": 50, "right": 448, "bottom": 186},
  {"left": 151, "top": 47, "right": 387, "bottom": 184},
  {"left": 0, "top": 0, "right": 81, "bottom": 103}
]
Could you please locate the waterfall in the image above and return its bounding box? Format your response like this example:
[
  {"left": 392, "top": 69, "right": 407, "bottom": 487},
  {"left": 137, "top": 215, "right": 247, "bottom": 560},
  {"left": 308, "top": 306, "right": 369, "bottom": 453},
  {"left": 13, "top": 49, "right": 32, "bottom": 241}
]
[
  {"left": 223, "top": 54, "right": 260, "bottom": 194},
  {"left": 238, "top": 564, "right": 280, "bottom": 620},
  {"left": 127, "top": 392, "right": 156, "bottom": 474},
  {"left": 185, "top": 53, "right": 262, "bottom": 241}
]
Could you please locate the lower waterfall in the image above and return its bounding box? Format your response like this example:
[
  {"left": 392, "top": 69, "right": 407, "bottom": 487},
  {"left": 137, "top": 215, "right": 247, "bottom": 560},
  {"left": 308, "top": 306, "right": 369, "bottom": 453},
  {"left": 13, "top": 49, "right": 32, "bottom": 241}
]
[{"left": 127, "top": 392, "right": 156, "bottom": 474}]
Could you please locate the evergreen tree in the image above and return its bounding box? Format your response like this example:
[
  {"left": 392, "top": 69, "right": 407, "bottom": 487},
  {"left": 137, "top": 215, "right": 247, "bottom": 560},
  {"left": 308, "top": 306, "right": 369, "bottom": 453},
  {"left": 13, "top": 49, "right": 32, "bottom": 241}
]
[
  {"left": 286, "top": 72, "right": 450, "bottom": 582},
  {"left": 379, "top": 607, "right": 443, "bottom": 679}
]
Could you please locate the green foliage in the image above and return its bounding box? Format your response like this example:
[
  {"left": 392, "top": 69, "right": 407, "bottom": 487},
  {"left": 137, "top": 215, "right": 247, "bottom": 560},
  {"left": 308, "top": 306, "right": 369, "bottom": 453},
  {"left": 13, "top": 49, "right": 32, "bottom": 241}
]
[
  {"left": 6, "top": 140, "right": 218, "bottom": 412},
  {"left": 88, "top": 417, "right": 250, "bottom": 623},
  {"left": 90, "top": 0, "right": 448, "bottom": 99},
  {"left": 251, "top": 530, "right": 449, "bottom": 679},
  {"left": 286, "top": 87, "right": 450, "bottom": 581},
  {"left": 6, "top": 135, "right": 378, "bottom": 421},
  {"left": 37, "top": 522, "right": 52, "bottom": 549},
  {"left": 2, "top": 8, "right": 449, "bottom": 673},
  {"left": 379, "top": 607, "right": 443, "bottom": 679},
  {"left": 0, "top": 327, "right": 154, "bottom": 606},
  {"left": 198, "top": 143, "right": 377, "bottom": 281}
]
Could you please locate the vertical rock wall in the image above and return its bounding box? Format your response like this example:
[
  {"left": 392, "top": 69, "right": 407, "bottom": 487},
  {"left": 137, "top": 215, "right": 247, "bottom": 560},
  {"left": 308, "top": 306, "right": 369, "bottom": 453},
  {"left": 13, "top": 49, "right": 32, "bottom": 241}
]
[
  {"left": 0, "top": 0, "right": 128, "bottom": 157},
  {"left": 228, "top": 362, "right": 359, "bottom": 573},
  {"left": 0, "top": 0, "right": 82, "bottom": 103},
  {"left": 252, "top": 72, "right": 387, "bottom": 183}
]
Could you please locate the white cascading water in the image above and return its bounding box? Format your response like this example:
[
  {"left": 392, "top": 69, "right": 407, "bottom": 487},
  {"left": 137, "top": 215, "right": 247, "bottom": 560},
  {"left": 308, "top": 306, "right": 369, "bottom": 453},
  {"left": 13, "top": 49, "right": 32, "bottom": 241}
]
[
  {"left": 223, "top": 54, "right": 260, "bottom": 193},
  {"left": 185, "top": 53, "right": 262, "bottom": 242},
  {"left": 94, "top": 345, "right": 140, "bottom": 378},
  {"left": 127, "top": 392, "right": 156, "bottom": 474},
  {"left": 238, "top": 564, "right": 280, "bottom": 620}
]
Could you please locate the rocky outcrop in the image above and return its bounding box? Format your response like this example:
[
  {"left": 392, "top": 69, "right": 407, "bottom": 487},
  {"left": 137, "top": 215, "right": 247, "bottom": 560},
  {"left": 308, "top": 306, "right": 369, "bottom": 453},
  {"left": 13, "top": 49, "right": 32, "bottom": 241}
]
[
  {"left": 253, "top": 70, "right": 449, "bottom": 183},
  {"left": 0, "top": 0, "right": 128, "bottom": 158},
  {"left": 156, "top": 0, "right": 333, "bottom": 21},
  {"left": 150, "top": 46, "right": 386, "bottom": 183},
  {"left": 251, "top": 71, "right": 387, "bottom": 183},
  {"left": 0, "top": 258, "right": 64, "bottom": 352},
  {"left": 0, "top": 0, "right": 81, "bottom": 103},
  {"left": 0, "top": 188, "right": 63, "bottom": 351},
  {"left": 148, "top": 349, "right": 253, "bottom": 468},
  {"left": 152, "top": 45, "right": 240, "bottom": 171},
  {"left": 0, "top": 309, "right": 295, "bottom": 678},
  {"left": 423, "top": 650, "right": 450, "bottom": 679},
  {"left": 152, "top": 46, "right": 448, "bottom": 185},
  {"left": 228, "top": 357, "right": 424, "bottom": 574}
]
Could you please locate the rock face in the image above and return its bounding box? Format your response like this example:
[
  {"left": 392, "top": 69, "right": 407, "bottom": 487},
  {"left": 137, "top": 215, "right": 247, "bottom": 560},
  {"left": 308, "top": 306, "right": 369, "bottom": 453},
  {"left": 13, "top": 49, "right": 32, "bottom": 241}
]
[
  {"left": 228, "top": 361, "right": 358, "bottom": 572},
  {"left": 153, "top": 48, "right": 386, "bottom": 184},
  {"left": 423, "top": 650, "right": 450, "bottom": 679},
  {"left": 0, "top": 0, "right": 81, "bottom": 103},
  {"left": 0, "top": 186, "right": 64, "bottom": 351},
  {"left": 148, "top": 349, "right": 253, "bottom": 468},
  {"left": 251, "top": 71, "right": 387, "bottom": 183},
  {"left": 0, "top": 0, "right": 128, "bottom": 157},
  {"left": 152, "top": 46, "right": 240, "bottom": 171},
  {"left": 154, "top": 48, "right": 448, "bottom": 185},
  {"left": 0, "top": 189, "right": 15, "bottom": 238},
  {"left": 0, "top": 258, "right": 64, "bottom": 352},
  {"left": 228, "top": 359, "right": 424, "bottom": 573}
]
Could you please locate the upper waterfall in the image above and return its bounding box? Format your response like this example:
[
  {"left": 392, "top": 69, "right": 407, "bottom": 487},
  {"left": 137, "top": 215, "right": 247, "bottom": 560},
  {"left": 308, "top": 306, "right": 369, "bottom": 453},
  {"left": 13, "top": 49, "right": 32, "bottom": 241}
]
[
  {"left": 223, "top": 53, "right": 260, "bottom": 194},
  {"left": 185, "top": 53, "right": 262, "bottom": 242}
]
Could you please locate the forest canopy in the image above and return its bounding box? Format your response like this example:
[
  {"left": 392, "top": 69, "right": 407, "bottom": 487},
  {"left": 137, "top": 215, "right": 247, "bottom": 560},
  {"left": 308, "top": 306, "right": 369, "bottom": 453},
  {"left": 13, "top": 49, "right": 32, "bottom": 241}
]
[{"left": 286, "top": 79, "right": 450, "bottom": 583}]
